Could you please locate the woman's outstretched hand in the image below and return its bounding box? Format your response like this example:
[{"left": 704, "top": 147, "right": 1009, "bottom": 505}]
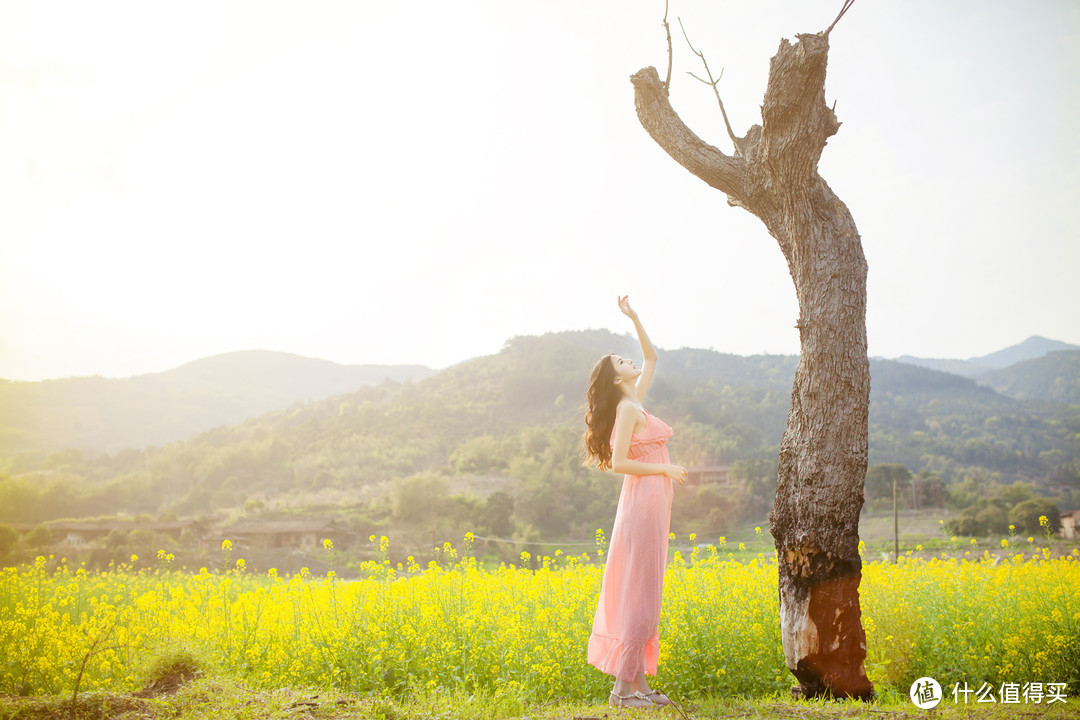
[
  {"left": 618, "top": 295, "right": 638, "bottom": 320},
  {"left": 664, "top": 464, "right": 688, "bottom": 485}
]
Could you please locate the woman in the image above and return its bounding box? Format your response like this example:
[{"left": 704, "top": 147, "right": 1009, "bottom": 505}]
[{"left": 584, "top": 296, "right": 687, "bottom": 709}]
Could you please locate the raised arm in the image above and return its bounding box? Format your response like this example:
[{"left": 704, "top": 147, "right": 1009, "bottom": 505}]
[{"left": 618, "top": 295, "right": 657, "bottom": 403}]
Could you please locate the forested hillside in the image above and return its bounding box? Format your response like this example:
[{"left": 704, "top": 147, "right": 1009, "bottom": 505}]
[
  {"left": 0, "top": 331, "right": 1076, "bottom": 554},
  {"left": 981, "top": 350, "right": 1080, "bottom": 403},
  {"left": 0, "top": 350, "right": 434, "bottom": 454}
]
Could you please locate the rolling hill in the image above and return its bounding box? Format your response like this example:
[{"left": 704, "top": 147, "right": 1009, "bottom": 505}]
[
  {"left": 1, "top": 330, "right": 1075, "bottom": 537},
  {"left": 0, "top": 350, "right": 435, "bottom": 455},
  {"left": 980, "top": 350, "right": 1080, "bottom": 404},
  {"left": 894, "top": 336, "right": 1079, "bottom": 379}
]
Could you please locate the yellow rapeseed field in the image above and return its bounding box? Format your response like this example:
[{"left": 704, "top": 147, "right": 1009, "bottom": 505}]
[{"left": 1, "top": 530, "right": 1077, "bottom": 703}]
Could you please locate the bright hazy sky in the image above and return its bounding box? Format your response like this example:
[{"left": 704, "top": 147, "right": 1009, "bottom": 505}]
[{"left": 2, "top": 1, "right": 1078, "bottom": 381}]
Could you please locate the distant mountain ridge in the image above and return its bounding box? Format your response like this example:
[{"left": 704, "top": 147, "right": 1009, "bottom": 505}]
[
  {"left": 894, "top": 336, "right": 1079, "bottom": 379},
  {"left": 1, "top": 329, "right": 1076, "bottom": 532},
  {"left": 981, "top": 350, "right": 1080, "bottom": 404},
  {"left": 1, "top": 334, "right": 1077, "bottom": 458},
  {"left": 0, "top": 351, "right": 435, "bottom": 454}
]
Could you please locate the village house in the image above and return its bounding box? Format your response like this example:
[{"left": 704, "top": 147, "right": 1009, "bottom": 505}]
[
  {"left": 1059, "top": 510, "right": 1076, "bottom": 540},
  {"left": 218, "top": 518, "right": 355, "bottom": 550},
  {"left": 13, "top": 519, "right": 204, "bottom": 547},
  {"left": 684, "top": 465, "right": 732, "bottom": 487}
]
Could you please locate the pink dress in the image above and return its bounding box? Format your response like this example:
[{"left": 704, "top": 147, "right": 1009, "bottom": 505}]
[{"left": 587, "top": 409, "right": 674, "bottom": 682}]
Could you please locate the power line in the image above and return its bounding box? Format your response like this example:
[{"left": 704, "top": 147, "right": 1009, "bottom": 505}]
[
  {"left": 436, "top": 520, "right": 775, "bottom": 550},
  {"left": 443, "top": 534, "right": 597, "bottom": 548}
]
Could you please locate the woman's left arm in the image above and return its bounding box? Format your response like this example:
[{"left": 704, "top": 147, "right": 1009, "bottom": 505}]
[{"left": 618, "top": 295, "right": 657, "bottom": 403}]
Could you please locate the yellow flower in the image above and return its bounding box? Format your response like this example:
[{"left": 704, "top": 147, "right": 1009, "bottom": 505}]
[{"left": 7, "top": 522, "right": 1077, "bottom": 701}]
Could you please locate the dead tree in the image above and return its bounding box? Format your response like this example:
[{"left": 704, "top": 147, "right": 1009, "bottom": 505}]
[{"left": 630, "top": 1, "right": 874, "bottom": 700}]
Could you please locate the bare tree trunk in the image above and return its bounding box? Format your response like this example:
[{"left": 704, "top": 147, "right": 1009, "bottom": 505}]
[{"left": 631, "top": 26, "right": 873, "bottom": 700}]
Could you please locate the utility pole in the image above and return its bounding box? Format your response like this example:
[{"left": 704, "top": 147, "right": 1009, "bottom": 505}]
[{"left": 893, "top": 477, "right": 899, "bottom": 564}]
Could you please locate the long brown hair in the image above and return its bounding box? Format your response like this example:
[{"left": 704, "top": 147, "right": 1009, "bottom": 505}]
[{"left": 583, "top": 354, "right": 620, "bottom": 471}]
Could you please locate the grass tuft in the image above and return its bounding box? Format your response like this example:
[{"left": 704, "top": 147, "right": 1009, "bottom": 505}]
[{"left": 133, "top": 646, "right": 206, "bottom": 698}]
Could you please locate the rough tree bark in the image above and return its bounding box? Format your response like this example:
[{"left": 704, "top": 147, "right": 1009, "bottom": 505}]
[{"left": 630, "top": 14, "right": 874, "bottom": 701}]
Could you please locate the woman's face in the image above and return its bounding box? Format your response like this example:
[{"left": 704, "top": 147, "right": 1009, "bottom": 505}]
[{"left": 610, "top": 355, "right": 641, "bottom": 385}]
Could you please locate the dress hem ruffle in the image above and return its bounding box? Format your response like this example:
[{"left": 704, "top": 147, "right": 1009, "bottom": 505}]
[{"left": 587, "top": 632, "right": 659, "bottom": 682}]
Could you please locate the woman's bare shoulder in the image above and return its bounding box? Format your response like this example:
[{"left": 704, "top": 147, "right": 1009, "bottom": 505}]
[{"left": 615, "top": 400, "right": 647, "bottom": 430}]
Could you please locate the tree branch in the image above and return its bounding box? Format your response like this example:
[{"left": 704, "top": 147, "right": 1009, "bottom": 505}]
[
  {"left": 678, "top": 18, "right": 740, "bottom": 154},
  {"left": 662, "top": 0, "right": 673, "bottom": 94},
  {"left": 630, "top": 66, "right": 747, "bottom": 201},
  {"left": 825, "top": 0, "right": 856, "bottom": 39}
]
